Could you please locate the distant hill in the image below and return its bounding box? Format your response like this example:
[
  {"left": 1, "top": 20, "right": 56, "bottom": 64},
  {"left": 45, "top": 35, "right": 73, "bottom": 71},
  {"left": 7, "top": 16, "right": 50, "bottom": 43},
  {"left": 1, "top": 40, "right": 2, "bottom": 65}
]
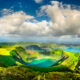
[{"left": 26, "top": 45, "right": 43, "bottom": 51}]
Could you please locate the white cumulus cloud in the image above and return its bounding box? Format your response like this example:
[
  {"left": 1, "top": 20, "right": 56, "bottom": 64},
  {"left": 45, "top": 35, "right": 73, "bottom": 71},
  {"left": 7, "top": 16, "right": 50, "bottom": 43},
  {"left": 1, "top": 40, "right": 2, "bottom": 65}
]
[
  {"left": 34, "top": 0, "right": 42, "bottom": 3},
  {"left": 0, "top": 1, "right": 80, "bottom": 40},
  {"left": 40, "top": 1, "right": 80, "bottom": 37},
  {"left": 0, "top": 10, "right": 49, "bottom": 38}
]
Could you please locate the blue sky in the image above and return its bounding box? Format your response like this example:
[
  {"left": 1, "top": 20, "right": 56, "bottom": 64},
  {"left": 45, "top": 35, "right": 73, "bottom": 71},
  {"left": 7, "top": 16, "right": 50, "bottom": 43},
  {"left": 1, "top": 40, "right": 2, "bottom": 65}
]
[
  {"left": 0, "top": 0, "right": 80, "bottom": 20},
  {"left": 0, "top": 0, "right": 80, "bottom": 44}
]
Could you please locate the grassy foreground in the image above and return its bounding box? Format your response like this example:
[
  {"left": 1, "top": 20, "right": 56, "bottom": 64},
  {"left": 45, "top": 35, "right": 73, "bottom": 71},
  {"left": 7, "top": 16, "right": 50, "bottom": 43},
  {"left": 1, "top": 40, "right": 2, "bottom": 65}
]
[{"left": 0, "top": 66, "right": 80, "bottom": 80}]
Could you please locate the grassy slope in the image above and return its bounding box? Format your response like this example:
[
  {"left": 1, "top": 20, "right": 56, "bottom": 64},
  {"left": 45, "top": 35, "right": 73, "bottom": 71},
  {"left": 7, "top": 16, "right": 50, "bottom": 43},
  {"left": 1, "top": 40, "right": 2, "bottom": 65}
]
[
  {"left": 0, "top": 66, "right": 80, "bottom": 80},
  {"left": 61, "top": 51, "right": 80, "bottom": 70},
  {"left": 0, "top": 45, "right": 80, "bottom": 72},
  {"left": 0, "top": 43, "right": 80, "bottom": 80},
  {"left": 0, "top": 48, "right": 16, "bottom": 66}
]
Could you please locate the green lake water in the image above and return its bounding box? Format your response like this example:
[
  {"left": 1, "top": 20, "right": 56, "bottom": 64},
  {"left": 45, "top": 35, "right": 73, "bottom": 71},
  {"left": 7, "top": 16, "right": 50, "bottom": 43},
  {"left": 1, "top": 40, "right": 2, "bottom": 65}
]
[{"left": 27, "top": 59, "right": 58, "bottom": 67}]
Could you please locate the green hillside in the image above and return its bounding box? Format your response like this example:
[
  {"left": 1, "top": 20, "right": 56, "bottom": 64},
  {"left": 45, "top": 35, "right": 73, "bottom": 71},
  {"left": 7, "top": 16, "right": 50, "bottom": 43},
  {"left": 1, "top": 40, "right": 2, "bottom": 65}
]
[{"left": 0, "top": 43, "right": 80, "bottom": 80}]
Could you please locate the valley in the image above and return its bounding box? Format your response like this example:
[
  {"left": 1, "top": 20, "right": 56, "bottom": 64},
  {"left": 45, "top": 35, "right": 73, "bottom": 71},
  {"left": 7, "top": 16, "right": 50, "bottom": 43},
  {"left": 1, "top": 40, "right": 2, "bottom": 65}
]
[{"left": 0, "top": 42, "right": 80, "bottom": 80}]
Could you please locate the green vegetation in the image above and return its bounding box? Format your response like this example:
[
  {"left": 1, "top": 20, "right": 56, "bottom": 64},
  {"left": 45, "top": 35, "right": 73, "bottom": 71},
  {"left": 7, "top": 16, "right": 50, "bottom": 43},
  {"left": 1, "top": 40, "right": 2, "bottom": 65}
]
[
  {"left": 0, "top": 66, "right": 80, "bottom": 80},
  {"left": 0, "top": 48, "right": 16, "bottom": 66},
  {"left": 0, "top": 42, "right": 80, "bottom": 80},
  {"left": 10, "top": 47, "right": 28, "bottom": 63}
]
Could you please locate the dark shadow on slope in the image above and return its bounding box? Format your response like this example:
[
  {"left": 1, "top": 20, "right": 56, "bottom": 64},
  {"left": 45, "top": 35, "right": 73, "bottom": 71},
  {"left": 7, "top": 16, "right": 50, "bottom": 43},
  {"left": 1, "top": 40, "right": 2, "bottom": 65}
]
[
  {"left": 10, "top": 46, "right": 28, "bottom": 65},
  {"left": 0, "top": 55, "right": 16, "bottom": 67}
]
